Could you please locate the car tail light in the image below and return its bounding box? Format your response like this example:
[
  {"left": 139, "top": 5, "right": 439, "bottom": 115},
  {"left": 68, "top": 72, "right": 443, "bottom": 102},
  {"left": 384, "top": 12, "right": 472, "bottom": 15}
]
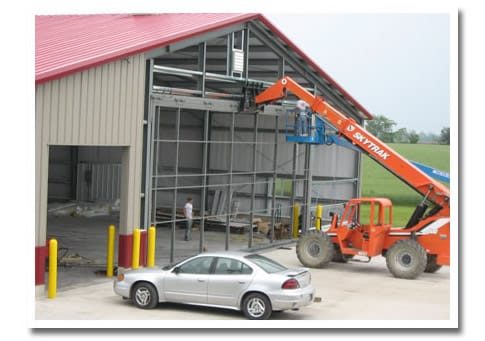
[{"left": 282, "top": 278, "right": 300, "bottom": 289}]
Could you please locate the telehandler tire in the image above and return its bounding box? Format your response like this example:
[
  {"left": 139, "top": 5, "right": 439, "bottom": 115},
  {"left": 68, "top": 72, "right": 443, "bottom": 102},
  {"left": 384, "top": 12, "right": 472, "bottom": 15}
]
[
  {"left": 332, "top": 243, "right": 354, "bottom": 263},
  {"left": 424, "top": 254, "right": 442, "bottom": 273},
  {"left": 296, "top": 230, "right": 334, "bottom": 268},
  {"left": 386, "top": 239, "right": 427, "bottom": 279}
]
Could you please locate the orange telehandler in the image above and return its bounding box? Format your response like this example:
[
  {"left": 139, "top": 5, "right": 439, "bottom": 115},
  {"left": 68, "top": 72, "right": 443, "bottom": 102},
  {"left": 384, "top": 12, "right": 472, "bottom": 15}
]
[{"left": 252, "top": 76, "right": 450, "bottom": 279}]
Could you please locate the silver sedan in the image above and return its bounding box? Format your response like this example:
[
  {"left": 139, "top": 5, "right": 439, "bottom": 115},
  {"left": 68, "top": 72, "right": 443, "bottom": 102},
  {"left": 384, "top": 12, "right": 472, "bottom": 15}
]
[{"left": 113, "top": 251, "right": 315, "bottom": 319}]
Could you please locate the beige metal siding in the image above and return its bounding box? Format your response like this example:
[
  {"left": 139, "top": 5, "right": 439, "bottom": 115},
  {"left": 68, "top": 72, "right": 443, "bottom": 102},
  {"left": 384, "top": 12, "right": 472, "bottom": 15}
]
[
  {"left": 36, "top": 55, "right": 144, "bottom": 146},
  {"left": 35, "top": 55, "right": 146, "bottom": 245}
]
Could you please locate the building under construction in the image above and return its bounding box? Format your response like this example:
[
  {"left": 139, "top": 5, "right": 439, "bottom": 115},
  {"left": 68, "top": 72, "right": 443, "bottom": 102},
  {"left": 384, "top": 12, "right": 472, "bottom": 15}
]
[{"left": 35, "top": 14, "right": 372, "bottom": 291}]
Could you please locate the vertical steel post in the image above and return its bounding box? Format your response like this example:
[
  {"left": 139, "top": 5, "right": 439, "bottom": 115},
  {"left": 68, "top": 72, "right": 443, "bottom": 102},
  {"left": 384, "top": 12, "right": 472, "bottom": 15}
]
[
  {"left": 198, "top": 42, "right": 206, "bottom": 97},
  {"left": 243, "top": 27, "right": 250, "bottom": 79},
  {"left": 226, "top": 33, "right": 232, "bottom": 76},
  {"left": 355, "top": 117, "right": 364, "bottom": 198},
  {"left": 225, "top": 112, "right": 235, "bottom": 250},
  {"left": 143, "top": 58, "right": 154, "bottom": 230},
  {"left": 290, "top": 144, "right": 298, "bottom": 238},
  {"left": 152, "top": 107, "right": 160, "bottom": 226},
  {"left": 199, "top": 110, "right": 209, "bottom": 253},
  {"left": 249, "top": 112, "right": 259, "bottom": 249},
  {"left": 170, "top": 108, "right": 181, "bottom": 263},
  {"left": 303, "top": 144, "right": 313, "bottom": 232},
  {"left": 270, "top": 116, "right": 279, "bottom": 243}
]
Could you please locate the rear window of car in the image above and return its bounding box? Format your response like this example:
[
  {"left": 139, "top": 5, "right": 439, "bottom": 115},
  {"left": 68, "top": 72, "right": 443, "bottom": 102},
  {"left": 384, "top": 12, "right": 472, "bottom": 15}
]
[{"left": 245, "top": 254, "right": 287, "bottom": 273}]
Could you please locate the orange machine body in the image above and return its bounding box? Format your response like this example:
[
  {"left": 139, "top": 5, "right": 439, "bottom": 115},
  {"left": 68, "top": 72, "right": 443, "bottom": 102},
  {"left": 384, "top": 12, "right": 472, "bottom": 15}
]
[{"left": 255, "top": 76, "right": 450, "bottom": 266}]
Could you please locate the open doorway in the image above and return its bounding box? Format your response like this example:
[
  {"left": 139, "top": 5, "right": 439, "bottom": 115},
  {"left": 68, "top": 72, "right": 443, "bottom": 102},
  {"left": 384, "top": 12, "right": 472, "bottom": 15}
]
[{"left": 46, "top": 146, "right": 122, "bottom": 289}]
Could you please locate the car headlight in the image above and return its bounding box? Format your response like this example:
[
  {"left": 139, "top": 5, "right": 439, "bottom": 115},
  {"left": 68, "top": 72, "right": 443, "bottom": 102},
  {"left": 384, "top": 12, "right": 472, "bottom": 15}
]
[{"left": 117, "top": 273, "right": 125, "bottom": 282}]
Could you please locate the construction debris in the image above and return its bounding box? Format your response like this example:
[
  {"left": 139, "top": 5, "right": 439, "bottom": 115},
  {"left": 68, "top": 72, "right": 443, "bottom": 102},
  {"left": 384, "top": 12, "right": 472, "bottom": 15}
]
[{"left": 47, "top": 199, "right": 120, "bottom": 218}]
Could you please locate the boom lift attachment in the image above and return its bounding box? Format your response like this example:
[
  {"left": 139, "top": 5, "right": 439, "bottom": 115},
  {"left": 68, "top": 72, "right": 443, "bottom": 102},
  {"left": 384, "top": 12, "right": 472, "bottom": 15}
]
[{"left": 254, "top": 76, "right": 450, "bottom": 279}]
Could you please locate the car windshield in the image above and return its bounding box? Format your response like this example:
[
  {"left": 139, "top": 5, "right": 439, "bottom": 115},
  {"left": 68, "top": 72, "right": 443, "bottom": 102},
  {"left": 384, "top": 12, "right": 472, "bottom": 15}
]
[{"left": 245, "top": 254, "right": 287, "bottom": 273}]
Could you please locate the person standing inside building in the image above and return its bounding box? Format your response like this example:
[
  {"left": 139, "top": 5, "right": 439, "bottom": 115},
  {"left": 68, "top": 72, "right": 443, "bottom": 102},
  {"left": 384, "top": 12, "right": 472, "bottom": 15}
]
[
  {"left": 183, "top": 197, "right": 193, "bottom": 241},
  {"left": 296, "top": 100, "right": 309, "bottom": 136}
]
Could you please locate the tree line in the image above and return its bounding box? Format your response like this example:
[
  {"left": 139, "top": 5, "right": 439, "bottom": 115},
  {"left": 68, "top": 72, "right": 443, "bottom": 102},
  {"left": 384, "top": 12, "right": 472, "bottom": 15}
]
[{"left": 365, "top": 115, "right": 450, "bottom": 145}]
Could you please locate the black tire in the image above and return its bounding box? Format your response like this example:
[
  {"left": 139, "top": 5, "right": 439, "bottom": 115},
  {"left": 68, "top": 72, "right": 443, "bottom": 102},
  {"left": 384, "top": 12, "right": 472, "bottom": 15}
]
[
  {"left": 242, "top": 293, "right": 272, "bottom": 320},
  {"left": 332, "top": 243, "right": 354, "bottom": 263},
  {"left": 425, "top": 254, "right": 442, "bottom": 273},
  {"left": 132, "top": 282, "right": 158, "bottom": 309},
  {"left": 296, "top": 230, "right": 334, "bottom": 268},
  {"left": 386, "top": 239, "right": 427, "bottom": 279}
]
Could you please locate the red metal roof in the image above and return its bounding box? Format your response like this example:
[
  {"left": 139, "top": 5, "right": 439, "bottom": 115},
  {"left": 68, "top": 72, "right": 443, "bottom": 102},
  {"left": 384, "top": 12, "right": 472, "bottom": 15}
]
[
  {"left": 36, "top": 14, "right": 371, "bottom": 118},
  {"left": 36, "top": 14, "right": 259, "bottom": 84}
]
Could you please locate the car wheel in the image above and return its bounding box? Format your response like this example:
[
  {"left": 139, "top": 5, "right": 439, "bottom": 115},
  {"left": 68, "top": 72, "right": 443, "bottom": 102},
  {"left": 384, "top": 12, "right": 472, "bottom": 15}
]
[
  {"left": 132, "top": 282, "right": 158, "bottom": 309},
  {"left": 242, "top": 293, "right": 272, "bottom": 320}
]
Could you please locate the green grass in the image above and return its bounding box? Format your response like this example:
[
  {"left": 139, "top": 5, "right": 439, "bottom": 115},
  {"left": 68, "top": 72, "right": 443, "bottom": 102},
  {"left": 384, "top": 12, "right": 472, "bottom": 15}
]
[{"left": 361, "top": 143, "right": 450, "bottom": 226}]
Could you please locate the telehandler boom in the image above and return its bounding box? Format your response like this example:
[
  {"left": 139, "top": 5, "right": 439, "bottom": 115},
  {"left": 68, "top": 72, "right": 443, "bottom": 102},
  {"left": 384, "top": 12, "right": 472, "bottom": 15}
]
[{"left": 254, "top": 76, "right": 450, "bottom": 279}]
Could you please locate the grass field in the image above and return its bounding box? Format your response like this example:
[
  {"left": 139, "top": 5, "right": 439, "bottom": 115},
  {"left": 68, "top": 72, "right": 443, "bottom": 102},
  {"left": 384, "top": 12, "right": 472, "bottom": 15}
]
[{"left": 361, "top": 143, "right": 450, "bottom": 226}]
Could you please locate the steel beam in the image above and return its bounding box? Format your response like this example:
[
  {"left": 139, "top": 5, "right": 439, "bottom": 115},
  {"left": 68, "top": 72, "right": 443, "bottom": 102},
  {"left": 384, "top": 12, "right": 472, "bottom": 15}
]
[{"left": 144, "top": 23, "right": 247, "bottom": 59}]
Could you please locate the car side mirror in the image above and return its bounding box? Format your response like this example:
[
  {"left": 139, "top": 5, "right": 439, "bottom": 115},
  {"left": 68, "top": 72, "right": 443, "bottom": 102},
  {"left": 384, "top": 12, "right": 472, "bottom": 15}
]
[{"left": 172, "top": 266, "right": 180, "bottom": 274}]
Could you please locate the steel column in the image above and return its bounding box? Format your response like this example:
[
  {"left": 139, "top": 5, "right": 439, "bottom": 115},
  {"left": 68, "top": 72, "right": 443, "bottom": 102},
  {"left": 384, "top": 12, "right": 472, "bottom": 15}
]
[
  {"left": 270, "top": 115, "right": 279, "bottom": 243},
  {"left": 199, "top": 110, "right": 209, "bottom": 252},
  {"left": 225, "top": 112, "right": 235, "bottom": 250},
  {"left": 152, "top": 107, "right": 161, "bottom": 225},
  {"left": 248, "top": 112, "right": 259, "bottom": 249},
  {"left": 243, "top": 27, "right": 250, "bottom": 79},
  {"left": 170, "top": 108, "right": 181, "bottom": 263},
  {"left": 290, "top": 143, "right": 298, "bottom": 238},
  {"left": 303, "top": 144, "right": 313, "bottom": 232},
  {"left": 226, "top": 33, "right": 232, "bottom": 76},
  {"left": 198, "top": 42, "right": 207, "bottom": 97},
  {"left": 143, "top": 59, "right": 155, "bottom": 230}
]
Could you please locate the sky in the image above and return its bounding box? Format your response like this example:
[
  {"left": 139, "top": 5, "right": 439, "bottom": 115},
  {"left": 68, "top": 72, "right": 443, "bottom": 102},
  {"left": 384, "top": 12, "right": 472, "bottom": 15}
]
[{"left": 264, "top": 13, "right": 451, "bottom": 135}]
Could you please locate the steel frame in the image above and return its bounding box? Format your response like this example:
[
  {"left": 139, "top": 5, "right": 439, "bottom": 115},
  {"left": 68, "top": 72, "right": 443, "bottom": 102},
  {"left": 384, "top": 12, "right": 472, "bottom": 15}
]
[{"left": 143, "top": 23, "right": 362, "bottom": 259}]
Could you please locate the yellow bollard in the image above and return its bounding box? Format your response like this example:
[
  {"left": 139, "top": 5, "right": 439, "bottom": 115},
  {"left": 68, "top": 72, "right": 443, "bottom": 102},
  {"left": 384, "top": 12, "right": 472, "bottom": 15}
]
[
  {"left": 132, "top": 228, "right": 141, "bottom": 269},
  {"left": 106, "top": 225, "right": 115, "bottom": 277},
  {"left": 316, "top": 205, "right": 323, "bottom": 231},
  {"left": 293, "top": 204, "right": 299, "bottom": 239},
  {"left": 48, "top": 239, "right": 57, "bottom": 299},
  {"left": 147, "top": 226, "right": 156, "bottom": 267}
]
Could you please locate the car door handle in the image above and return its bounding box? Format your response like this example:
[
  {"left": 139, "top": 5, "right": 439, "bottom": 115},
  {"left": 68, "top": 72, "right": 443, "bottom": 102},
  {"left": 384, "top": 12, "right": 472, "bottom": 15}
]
[
  {"left": 198, "top": 279, "right": 205, "bottom": 283},
  {"left": 238, "top": 281, "right": 246, "bottom": 284}
]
